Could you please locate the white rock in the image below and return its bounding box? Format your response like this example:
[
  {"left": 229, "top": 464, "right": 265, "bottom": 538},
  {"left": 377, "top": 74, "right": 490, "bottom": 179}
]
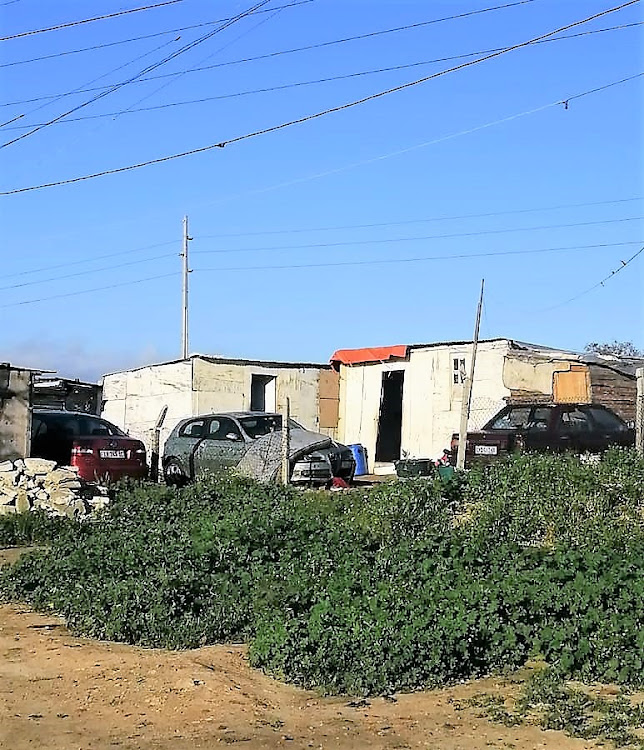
[
  {"left": 0, "top": 460, "right": 15, "bottom": 473},
  {"left": 23, "top": 458, "right": 57, "bottom": 475},
  {"left": 0, "top": 488, "right": 18, "bottom": 504},
  {"left": 0, "top": 504, "right": 16, "bottom": 515}
]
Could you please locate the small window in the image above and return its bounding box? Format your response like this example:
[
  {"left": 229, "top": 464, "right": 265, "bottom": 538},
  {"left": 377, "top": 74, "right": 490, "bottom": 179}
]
[
  {"left": 559, "top": 408, "right": 592, "bottom": 434},
  {"left": 587, "top": 407, "right": 627, "bottom": 432},
  {"left": 488, "top": 406, "right": 552, "bottom": 432},
  {"left": 453, "top": 357, "right": 466, "bottom": 384},
  {"left": 179, "top": 419, "right": 206, "bottom": 438},
  {"left": 207, "top": 417, "right": 242, "bottom": 441}
]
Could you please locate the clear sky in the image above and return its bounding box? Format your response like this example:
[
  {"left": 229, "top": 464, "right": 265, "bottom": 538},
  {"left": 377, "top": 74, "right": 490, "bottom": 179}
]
[{"left": 1, "top": 0, "right": 642, "bottom": 381}]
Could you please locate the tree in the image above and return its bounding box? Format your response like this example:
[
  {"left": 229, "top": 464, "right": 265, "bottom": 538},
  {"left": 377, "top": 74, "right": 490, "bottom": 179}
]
[{"left": 585, "top": 340, "right": 644, "bottom": 357}]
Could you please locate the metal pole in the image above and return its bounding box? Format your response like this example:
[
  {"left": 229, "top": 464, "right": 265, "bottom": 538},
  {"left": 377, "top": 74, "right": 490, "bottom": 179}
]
[
  {"left": 281, "top": 397, "right": 290, "bottom": 485},
  {"left": 456, "top": 279, "right": 485, "bottom": 470},
  {"left": 636, "top": 367, "right": 644, "bottom": 455},
  {"left": 181, "top": 215, "right": 191, "bottom": 360}
]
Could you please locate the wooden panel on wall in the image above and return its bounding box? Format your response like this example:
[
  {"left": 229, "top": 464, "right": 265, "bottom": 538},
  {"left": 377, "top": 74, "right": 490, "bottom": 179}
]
[
  {"left": 319, "top": 368, "right": 340, "bottom": 400},
  {"left": 553, "top": 365, "right": 590, "bottom": 403}
]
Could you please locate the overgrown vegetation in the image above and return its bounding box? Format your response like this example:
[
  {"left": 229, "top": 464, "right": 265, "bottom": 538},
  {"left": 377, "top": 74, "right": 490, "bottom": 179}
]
[
  {"left": 468, "top": 666, "right": 644, "bottom": 748},
  {"left": 1, "top": 450, "right": 642, "bottom": 703},
  {"left": 0, "top": 508, "right": 76, "bottom": 548}
]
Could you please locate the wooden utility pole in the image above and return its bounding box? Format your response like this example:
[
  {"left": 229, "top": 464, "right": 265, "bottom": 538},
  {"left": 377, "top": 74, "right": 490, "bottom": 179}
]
[
  {"left": 456, "top": 279, "right": 485, "bottom": 470},
  {"left": 180, "top": 215, "right": 192, "bottom": 360},
  {"left": 637, "top": 367, "right": 643, "bottom": 455},
  {"left": 281, "top": 397, "right": 291, "bottom": 485}
]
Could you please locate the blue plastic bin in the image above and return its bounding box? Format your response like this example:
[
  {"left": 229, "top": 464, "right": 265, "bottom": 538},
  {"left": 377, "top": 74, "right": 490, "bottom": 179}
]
[{"left": 348, "top": 444, "right": 368, "bottom": 476}]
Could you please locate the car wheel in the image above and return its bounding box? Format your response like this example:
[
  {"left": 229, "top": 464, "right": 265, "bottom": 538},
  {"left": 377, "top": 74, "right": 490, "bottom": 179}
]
[{"left": 164, "top": 458, "right": 188, "bottom": 487}]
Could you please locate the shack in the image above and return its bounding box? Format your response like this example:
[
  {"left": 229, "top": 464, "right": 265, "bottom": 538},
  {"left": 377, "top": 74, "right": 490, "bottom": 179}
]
[
  {"left": 0, "top": 363, "right": 38, "bottom": 461},
  {"left": 332, "top": 339, "right": 641, "bottom": 474},
  {"left": 101, "top": 354, "right": 340, "bottom": 461}
]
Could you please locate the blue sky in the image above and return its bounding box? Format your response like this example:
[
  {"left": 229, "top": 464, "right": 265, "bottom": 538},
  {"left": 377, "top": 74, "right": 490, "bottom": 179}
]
[{"left": 1, "top": 0, "right": 642, "bottom": 381}]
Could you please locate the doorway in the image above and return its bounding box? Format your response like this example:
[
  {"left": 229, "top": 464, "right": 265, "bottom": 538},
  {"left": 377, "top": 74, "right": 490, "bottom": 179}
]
[
  {"left": 250, "top": 374, "right": 276, "bottom": 412},
  {"left": 375, "top": 370, "right": 404, "bottom": 462}
]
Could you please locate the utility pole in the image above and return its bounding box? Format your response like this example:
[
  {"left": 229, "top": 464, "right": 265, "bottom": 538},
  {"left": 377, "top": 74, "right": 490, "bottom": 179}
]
[
  {"left": 281, "top": 397, "right": 291, "bottom": 485},
  {"left": 180, "top": 215, "right": 192, "bottom": 360},
  {"left": 456, "top": 279, "right": 485, "bottom": 470}
]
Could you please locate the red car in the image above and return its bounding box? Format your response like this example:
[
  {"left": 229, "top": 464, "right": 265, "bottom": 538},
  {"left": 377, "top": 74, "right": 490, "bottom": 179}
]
[{"left": 31, "top": 410, "right": 147, "bottom": 482}]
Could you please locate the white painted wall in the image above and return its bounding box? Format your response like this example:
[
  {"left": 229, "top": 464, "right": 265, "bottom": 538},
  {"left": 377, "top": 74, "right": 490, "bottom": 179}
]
[
  {"left": 102, "top": 357, "right": 327, "bottom": 457},
  {"left": 337, "top": 340, "right": 512, "bottom": 471}
]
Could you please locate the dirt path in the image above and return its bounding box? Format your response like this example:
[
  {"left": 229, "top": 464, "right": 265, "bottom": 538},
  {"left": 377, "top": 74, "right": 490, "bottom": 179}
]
[{"left": 0, "top": 600, "right": 606, "bottom": 750}]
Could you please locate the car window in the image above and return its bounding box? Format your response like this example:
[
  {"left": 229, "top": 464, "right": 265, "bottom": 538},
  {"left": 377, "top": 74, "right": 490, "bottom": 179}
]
[
  {"left": 206, "top": 417, "right": 242, "bottom": 441},
  {"left": 239, "top": 415, "right": 282, "bottom": 438},
  {"left": 488, "top": 406, "right": 550, "bottom": 431},
  {"left": 559, "top": 408, "right": 592, "bottom": 434},
  {"left": 81, "top": 417, "right": 124, "bottom": 437},
  {"left": 179, "top": 419, "right": 206, "bottom": 438},
  {"left": 586, "top": 406, "right": 627, "bottom": 432}
]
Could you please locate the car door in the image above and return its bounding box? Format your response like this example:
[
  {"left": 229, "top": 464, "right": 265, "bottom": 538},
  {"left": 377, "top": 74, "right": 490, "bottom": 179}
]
[
  {"left": 583, "top": 405, "right": 632, "bottom": 450},
  {"left": 192, "top": 417, "right": 247, "bottom": 477},
  {"left": 555, "top": 406, "right": 595, "bottom": 452},
  {"left": 174, "top": 418, "right": 207, "bottom": 478}
]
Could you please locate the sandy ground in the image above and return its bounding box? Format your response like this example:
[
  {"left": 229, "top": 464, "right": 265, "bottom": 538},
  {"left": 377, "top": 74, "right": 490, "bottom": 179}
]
[{"left": 1, "top": 548, "right": 601, "bottom": 750}]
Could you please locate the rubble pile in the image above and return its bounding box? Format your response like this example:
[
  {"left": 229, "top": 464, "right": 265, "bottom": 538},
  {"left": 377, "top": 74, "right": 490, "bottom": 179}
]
[{"left": 0, "top": 458, "right": 109, "bottom": 518}]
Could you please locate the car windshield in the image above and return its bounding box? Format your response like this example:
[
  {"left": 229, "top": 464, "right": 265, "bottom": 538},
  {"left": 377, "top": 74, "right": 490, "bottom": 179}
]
[
  {"left": 487, "top": 406, "right": 551, "bottom": 432},
  {"left": 238, "top": 415, "right": 303, "bottom": 439}
]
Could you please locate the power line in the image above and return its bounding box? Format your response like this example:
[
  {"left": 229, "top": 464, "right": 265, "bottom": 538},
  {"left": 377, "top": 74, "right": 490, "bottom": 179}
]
[
  {"left": 0, "top": 251, "right": 176, "bottom": 291},
  {"left": 0, "top": 0, "right": 534, "bottom": 110},
  {"left": 11, "top": 68, "right": 640, "bottom": 131},
  {"left": 4, "top": 35, "right": 182, "bottom": 128},
  {"left": 5, "top": 11, "right": 637, "bottom": 111},
  {"left": 191, "top": 217, "right": 644, "bottom": 256},
  {"left": 112, "top": 2, "right": 289, "bottom": 124},
  {"left": 0, "top": 0, "right": 183, "bottom": 42},
  {"left": 193, "top": 240, "right": 643, "bottom": 273},
  {"left": 5, "top": 198, "right": 639, "bottom": 283},
  {"left": 539, "top": 245, "right": 644, "bottom": 311},
  {"left": 1, "top": 240, "right": 177, "bottom": 279},
  {"left": 3, "top": 0, "right": 638, "bottom": 196},
  {"left": 0, "top": 0, "right": 272, "bottom": 149},
  {"left": 184, "top": 198, "right": 644, "bottom": 239},
  {"left": 0, "top": 18, "right": 644, "bottom": 113},
  {"left": 0, "top": 273, "right": 178, "bottom": 309},
  {"left": 0, "top": 1, "right": 314, "bottom": 69},
  {"left": 2, "top": 241, "right": 640, "bottom": 309}
]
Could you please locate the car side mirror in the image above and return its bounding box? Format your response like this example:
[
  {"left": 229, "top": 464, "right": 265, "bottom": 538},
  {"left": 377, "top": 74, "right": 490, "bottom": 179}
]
[{"left": 226, "top": 433, "right": 240, "bottom": 441}]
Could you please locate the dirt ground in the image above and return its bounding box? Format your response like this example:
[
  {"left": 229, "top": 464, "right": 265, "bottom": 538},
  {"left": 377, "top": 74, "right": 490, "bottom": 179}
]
[{"left": 1, "top": 549, "right": 601, "bottom": 750}]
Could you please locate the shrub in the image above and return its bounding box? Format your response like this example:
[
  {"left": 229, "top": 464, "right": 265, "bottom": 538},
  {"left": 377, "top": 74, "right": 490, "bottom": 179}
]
[{"left": 1, "top": 453, "right": 642, "bottom": 695}]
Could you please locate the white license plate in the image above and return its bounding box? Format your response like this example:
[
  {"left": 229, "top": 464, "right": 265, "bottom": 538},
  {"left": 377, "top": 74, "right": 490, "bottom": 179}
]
[
  {"left": 99, "top": 450, "right": 126, "bottom": 459},
  {"left": 474, "top": 444, "right": 498, "bottom": 456}
]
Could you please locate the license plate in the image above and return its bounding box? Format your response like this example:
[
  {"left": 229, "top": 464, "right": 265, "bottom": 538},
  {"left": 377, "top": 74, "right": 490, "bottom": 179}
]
[
  {"left": 474, "top": 444, "right": 498, "bottom": 456},
  {"left": 99, "top": 450, "right": 126, "bottom": 459}
]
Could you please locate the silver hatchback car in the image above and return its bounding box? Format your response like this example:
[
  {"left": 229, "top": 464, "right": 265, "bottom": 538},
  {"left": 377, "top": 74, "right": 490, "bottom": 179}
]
[{"left": 162, "top": 412, "right": 355, "bottom": 487}]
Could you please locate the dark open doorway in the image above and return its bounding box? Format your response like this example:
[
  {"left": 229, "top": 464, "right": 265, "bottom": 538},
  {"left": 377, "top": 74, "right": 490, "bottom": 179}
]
[
  {"left": 250, "top": 374, "right": 276, "bottom": 412},
  {"left": 375, "top": 370, "right": 404, "bottom": 462}
]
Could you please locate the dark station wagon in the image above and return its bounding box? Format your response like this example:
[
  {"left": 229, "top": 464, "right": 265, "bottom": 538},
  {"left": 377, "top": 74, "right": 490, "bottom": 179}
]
[{"left": 451, "top": 402, "right": 635, "bottom": 466}]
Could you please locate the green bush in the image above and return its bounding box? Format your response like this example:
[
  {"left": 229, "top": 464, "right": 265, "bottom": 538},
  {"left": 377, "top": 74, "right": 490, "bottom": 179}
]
[
  {"left": 0, "top": 509, "right": 77, "bottom": 548},
  {"left": 1, "top": 452, "right": 642, "bottom": 695}
]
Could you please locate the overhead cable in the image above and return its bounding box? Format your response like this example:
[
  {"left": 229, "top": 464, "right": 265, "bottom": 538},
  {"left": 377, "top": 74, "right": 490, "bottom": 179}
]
[
  {"left": 539, "top": 246, "right": 644, "bottom": 311},
  {"left": 192, "top": 217, "right": 644, "bottom": 256},
  {"left": 3, "top": 0, "right": 638, "bottom": 195},
  {"left": 193, "top": 241, "right": 643, "bottom": 273},
  {"left": 0, "top": 0, "right": 183, "bottom": 42},
  {"left": 0, "top": 274, "right": 178, "bottom": 308},
  {"left": 2, "top": 18, "right": 640, "bottom": 110},
  {"left": 8, "top": 67, "right": 641, "bottom": 129},
  {"left": 0, "top": 251, "right": 176, "bottom": 291},
  {"left": 2, "top": 241, "right": 640, "bottom": 309},
  {"left": 0, "top": 0, "right": 537, "bottom": 109},
  {"left": 188, "top": 197, "right": 644, "bottom": 238},
  {"left": 2, "top": 240, "right": 177, "bottom": 280},
  {"left": 0, "top": 1, "right": 314, "bottom": 68},
  {"left": 0, "top": 0, "right": 272, "bottom": 149}
]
